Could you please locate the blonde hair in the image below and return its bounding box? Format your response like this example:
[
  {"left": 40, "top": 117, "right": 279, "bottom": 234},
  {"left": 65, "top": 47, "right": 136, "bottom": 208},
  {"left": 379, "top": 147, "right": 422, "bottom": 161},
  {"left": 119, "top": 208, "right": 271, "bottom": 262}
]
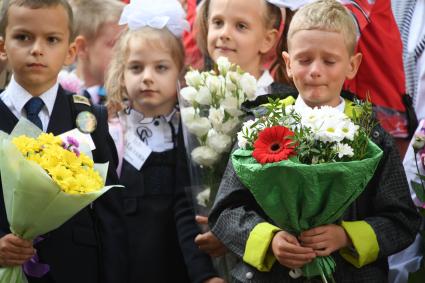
[
  {"left": 105, "top": 27, "right": 185, "bottom": 116},
  {"left": 68, "top": 0, "right": 124, "bottom": 41},
  {"left": 288, "top": 0, "right": 357, "bottom": 54}
]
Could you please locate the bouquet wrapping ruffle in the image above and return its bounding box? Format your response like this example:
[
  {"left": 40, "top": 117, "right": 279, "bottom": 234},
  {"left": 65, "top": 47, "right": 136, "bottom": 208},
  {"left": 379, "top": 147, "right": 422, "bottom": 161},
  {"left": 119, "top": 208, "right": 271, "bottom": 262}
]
[
  {"left": 232, "top": 139, "right": 383, "bottom": 279},
  {"left": 0, "top": 119, "right": 118, "bottom": 283}
]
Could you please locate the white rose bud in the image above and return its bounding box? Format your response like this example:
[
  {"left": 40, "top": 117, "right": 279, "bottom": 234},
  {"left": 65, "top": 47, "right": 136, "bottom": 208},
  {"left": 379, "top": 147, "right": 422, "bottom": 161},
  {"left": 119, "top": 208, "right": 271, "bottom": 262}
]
[
  {"left": 180, "top": 86, "right": 197, "bottom": 103},
  {"left": 208, "top": 107, "right": 225, "bottom": 129},
  {"left": 180, "top": 107, "right": 196, "bottom": 123},
  {"left": 413, "top": 134, "right": 425, "bottom": 151},
  {"left": 228, "top": 71, "right": 241, "bottom": 85},
  {"left": 221, "top": 117, "right": 241, "bottom": 135},
  {"left": 206, "top": 129, "right": 232, "bottom": 154},
  {"left": 240, "top": 72, "right": 257, "bottom": 101},
  {"left": 225, "top": 77, "right": 237, "bottom": 93},
  {"left": 191, "top": 146, "right": 220, "bottom": 167},
  {"left": 195, "top": 86, "right": 212, "bottom": 105},
  {"left": 196, "top": 188, "right": 211, "bottom": 207},
  {"left": 237, "top": 131, "right": 249, "bottom": 149},
  {"left": 185, "top": 70, "right": 202, "bottom": 88},
  {"left": 222, "top": 95, "right": 244, "bottom": 117},
  {"left": 186, "top": 116, "right": 211, "bottom": 137},
  {"left": 206, "top": 75, "right": 221, "bottom": 94},
  {"left": 217, "top": 56, "right": 231, "bottom": 76}
]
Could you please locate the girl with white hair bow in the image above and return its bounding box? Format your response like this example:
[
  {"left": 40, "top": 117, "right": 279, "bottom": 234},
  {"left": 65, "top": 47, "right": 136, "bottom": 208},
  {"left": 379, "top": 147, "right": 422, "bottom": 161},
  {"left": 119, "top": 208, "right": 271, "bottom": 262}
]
[{"left": 105, "top": 0, "right": 224, "bottom": 282}]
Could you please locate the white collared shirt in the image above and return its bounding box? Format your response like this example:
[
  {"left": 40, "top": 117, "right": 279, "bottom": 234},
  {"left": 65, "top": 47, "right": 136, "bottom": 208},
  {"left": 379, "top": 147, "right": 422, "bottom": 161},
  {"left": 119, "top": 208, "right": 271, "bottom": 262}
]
[
  {"left": 294, "top": 95, "right": 346, "bottom": 113},
  {"left": 0, "top": 76, "right": 58, "bottom": 131},
  {"left": 85, "top": 85, "right": 101, "bottom": 105},
  {"left": 122, "top": 108, "right": 179, "bottom": 153},
  {"left": 255, "top": 70, "right": 274, "bottom": 98}
]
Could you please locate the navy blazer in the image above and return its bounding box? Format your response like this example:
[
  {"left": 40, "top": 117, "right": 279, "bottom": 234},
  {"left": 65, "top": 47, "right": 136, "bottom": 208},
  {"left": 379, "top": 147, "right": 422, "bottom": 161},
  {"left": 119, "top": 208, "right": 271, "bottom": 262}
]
[
  {"left": 120, "top": 122, "right": 218, "bottom": 283},
  {"left": 0, "top": 86, "right": 128, "bottom": 283}
]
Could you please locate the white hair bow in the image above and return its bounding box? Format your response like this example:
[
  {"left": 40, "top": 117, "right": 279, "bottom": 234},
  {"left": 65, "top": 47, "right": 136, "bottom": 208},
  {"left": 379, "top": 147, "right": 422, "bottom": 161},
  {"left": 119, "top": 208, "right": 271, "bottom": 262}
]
[
  {"left": 266, "top": 0, "right": 315, "bottom": 10},
  {"left": 119, "top": 0, "right": 190, "bottom": 37}
]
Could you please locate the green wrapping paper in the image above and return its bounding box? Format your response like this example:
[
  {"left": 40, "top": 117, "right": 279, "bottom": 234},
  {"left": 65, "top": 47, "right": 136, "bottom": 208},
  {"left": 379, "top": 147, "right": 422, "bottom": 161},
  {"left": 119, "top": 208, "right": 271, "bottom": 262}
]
[
  {"left": 232, "top": 140, "right": 383, "bottom": 280},
  {"left": 0, "top": 119, "right": 119, "bottom": 283}
]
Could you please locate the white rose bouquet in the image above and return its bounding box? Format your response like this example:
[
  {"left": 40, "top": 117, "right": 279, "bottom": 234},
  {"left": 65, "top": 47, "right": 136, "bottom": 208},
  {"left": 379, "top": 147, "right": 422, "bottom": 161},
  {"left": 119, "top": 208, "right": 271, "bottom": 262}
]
[{"left": 179, "top": 57, "right": 257, "bottom": 212}]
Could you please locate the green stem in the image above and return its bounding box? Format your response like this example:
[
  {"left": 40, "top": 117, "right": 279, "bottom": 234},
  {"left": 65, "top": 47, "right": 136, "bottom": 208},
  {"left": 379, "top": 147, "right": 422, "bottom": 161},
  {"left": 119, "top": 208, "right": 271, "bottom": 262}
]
[{"left": 414, "top": 152, "right": 425, "bottom": 198}]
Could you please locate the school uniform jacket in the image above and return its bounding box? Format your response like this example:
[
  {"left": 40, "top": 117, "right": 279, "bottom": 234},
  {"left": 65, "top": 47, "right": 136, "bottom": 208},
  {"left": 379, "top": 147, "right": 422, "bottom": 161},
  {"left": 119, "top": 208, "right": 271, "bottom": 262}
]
[
  {"left": 119, "top": 121, "right": 218, "bottom": 283},
  {"left": 209, "top": 93, "right": 420, "bottom": 282},
  {"left": 0, "top": 86, "right": 128, "bottom": 283}
]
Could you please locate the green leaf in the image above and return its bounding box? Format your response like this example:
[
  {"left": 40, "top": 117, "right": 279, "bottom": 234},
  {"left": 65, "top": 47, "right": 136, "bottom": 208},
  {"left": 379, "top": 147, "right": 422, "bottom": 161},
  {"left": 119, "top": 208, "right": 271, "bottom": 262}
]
[
  {"left": 222, "top": 110, "right": 231, "bottom": 124},
  {"left": 411, "top": 181, "right": 425, "bottom": 202}
]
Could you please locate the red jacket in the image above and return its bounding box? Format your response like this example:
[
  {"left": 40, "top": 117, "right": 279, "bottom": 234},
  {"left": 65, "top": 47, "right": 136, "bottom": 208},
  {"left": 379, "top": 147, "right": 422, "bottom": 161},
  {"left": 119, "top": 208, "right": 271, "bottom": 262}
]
[
  {"left": 183, "top": 0, "right": 204, "bottom": 69},
  {"left": 344, "top": 0, "right": 406, "bottom": 112}
]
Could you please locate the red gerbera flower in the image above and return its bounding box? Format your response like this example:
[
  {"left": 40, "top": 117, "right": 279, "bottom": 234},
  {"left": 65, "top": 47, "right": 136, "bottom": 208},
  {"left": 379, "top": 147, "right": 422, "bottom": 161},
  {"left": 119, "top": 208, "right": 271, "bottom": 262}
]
[{"left": 253, "top": 126, "right": 296, "bottom": 164}]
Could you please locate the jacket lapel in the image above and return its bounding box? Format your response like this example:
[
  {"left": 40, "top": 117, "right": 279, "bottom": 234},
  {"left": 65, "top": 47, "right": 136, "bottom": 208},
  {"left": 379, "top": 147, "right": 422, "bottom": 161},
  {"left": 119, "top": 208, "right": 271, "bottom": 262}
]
[
  {"left": 47, "top": 86, "right": 74, "bottom": 135},
  {"left": 0, "top": 97, "right": 18, "bottom": 133}
]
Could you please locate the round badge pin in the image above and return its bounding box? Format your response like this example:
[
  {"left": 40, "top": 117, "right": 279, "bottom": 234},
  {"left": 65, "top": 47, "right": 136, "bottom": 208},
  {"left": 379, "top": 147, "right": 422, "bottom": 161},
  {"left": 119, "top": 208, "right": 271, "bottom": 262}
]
[{"left": 76, "top": 111, "right": 97, "bottom": 134}]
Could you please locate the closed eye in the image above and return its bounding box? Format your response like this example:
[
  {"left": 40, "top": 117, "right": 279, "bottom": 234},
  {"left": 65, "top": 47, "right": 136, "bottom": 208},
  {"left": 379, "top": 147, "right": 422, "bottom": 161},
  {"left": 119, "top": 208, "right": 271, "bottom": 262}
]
[{"left": 298, "top": 59, "right": 311, "bottom": 65}]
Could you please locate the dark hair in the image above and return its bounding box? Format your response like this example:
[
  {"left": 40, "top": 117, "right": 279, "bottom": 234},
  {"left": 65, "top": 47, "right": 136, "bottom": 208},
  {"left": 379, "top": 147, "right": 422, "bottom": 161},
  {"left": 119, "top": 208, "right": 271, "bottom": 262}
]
[
  {"left": 0, "top": 0, "right": 74, "bottom": 41},
  {"left": 270, "top": 8, "right": 295, "bottom": 85}
]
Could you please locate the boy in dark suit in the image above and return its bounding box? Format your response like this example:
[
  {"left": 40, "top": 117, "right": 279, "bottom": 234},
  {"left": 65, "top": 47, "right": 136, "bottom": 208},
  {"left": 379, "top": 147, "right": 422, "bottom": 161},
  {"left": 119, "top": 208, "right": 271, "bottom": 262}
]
[{"left": 0, "top": 1, "right": 127, "bottom": 282}]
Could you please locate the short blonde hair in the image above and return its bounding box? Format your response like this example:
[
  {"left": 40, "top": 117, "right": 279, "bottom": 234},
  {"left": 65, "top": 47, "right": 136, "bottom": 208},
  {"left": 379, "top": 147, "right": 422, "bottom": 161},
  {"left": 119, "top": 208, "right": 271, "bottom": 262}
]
[
  {"left": 288, "top": 0, "right": 357, "bottom": 54},
  {"left": 105, "top": 27, "right": 185, "bottom": 116},
  {"left": 68, "top": 0, "right": 124, "bottom": 41}
]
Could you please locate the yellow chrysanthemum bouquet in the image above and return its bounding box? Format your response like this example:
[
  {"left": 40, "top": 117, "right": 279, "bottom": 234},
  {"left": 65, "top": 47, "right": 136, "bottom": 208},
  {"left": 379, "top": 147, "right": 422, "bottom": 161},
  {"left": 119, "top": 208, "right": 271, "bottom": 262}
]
[
  {"left": 0, "top": 119, "right": 118, "bottom": 283},
  {"left": 13, "top": 133, "right": 103, "bottom": 194}
]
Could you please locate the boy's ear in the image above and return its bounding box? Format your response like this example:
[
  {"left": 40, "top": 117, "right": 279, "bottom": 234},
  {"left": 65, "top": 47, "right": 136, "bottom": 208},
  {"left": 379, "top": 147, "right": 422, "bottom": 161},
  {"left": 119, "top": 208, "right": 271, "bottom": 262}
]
[
  {"left": 346, "top": 52, "right": 362, "bottom": 80},
  {"left": 282, "top": 51, "right": 293, "bottom": 78},
  {"left": 64, "top": 41, "right": 77, "bottom": 66},
  {"left": 260, "top": 29, "right": 279, "bottom": 54},
  {"left": 74, "top": 35, "right": 88, "bottom": 59}
]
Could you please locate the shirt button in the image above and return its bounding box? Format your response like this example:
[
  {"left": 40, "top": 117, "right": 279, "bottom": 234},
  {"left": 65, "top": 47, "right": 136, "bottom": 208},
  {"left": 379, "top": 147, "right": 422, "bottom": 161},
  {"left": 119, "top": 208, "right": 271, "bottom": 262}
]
[
  {"left": 372, "top": 131, "right": 380, "bottom": 139},
  {"left": 245, "top": 271, "right": 253, "bottom": 279}
]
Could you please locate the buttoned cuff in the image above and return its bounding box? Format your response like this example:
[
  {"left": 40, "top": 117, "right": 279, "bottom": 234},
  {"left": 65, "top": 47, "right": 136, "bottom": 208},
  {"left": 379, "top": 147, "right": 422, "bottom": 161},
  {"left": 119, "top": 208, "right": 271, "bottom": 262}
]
[
  {"left": 243, "top": 222, "right": 281, "bottom": 272},
  {"left": 339, "top": 220, "right": 379, "bottom": 268}
]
